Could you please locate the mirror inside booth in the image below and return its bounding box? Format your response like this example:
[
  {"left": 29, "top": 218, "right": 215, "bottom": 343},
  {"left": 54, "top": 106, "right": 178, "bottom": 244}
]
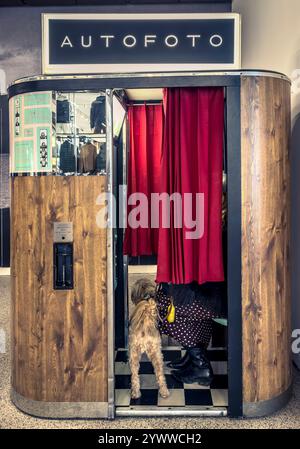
[
  {"left": 113, "top": 88, "right": 228, "bottom": 415},
  {"left": 54, "top": 91, "right": 107, "bottom": 175},
  {"left": 11, "top": 90, "right": 108, "bottom": 175}
]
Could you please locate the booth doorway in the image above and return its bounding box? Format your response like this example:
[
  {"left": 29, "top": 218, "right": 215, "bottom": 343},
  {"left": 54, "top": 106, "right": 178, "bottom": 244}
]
[{"left": 106, "top": 75, "right": 242, "bottom": 418}]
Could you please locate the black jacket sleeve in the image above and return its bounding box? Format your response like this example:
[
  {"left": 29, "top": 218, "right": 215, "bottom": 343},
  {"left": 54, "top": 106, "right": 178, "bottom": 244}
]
[{"left": 90, "top": 101, "right": 96, "bottom": 129}]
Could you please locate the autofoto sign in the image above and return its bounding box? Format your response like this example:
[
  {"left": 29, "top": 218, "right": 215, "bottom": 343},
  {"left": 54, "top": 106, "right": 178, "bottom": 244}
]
[{"left": 42, "top": 13, "right": 241, "bottom": 74}]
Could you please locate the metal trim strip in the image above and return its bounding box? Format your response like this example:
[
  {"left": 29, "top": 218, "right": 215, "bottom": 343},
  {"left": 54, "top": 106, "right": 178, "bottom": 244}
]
[
  {"left": 105, "top": 89, "right": 115, "bottom": 420},
  {"left": 116, "top": 406, "right": 227, "bottom": 417},
  {"left": 10, "top": 70, "right": 291, "bottom": 87},
  {"left": 243, "top": 384, "right": 293, "bottom": 418},
  {"left": 11, "top": 389, "right": 109, "bottom": 419}
]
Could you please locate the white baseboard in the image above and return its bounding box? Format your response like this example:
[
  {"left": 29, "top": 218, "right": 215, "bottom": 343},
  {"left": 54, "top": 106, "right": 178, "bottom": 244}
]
[{"left": 0, "top": 267, "right": 10, "bottom": 276}]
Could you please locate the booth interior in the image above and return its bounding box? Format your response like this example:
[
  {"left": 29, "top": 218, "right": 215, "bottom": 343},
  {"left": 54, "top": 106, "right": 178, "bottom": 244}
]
[{"left": 114, "top": 87, "right": 228, "bottom": 412}]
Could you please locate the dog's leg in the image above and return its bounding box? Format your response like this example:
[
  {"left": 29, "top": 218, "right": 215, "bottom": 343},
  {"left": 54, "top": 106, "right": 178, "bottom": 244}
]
[
  {"left": 147, "top": 345, "right": 170, "bottom": 398},
  {"left": 129, "top": 346, "right": 141, "bottom": 399}
]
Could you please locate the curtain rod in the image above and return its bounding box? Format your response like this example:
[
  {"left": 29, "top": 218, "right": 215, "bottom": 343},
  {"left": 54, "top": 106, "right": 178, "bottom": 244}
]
[{"left": 127, "top": 101, "right": 163, "bottom": 106}]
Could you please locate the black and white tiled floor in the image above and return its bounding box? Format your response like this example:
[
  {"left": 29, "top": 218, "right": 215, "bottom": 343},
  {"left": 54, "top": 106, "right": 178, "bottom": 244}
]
[{"left": 115, "top": 348, "right": 228, "bottom": 409}]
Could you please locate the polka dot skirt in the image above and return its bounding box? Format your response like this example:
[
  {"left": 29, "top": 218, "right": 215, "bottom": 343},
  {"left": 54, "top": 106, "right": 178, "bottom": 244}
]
[{"left": 156, "top": 291, "right": 215, "bottom": 348}]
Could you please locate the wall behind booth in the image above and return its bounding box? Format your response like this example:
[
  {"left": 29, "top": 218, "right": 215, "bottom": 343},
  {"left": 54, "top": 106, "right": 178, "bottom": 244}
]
[{"left": 232, "top": 0, "right": 300, "bottom": 369}]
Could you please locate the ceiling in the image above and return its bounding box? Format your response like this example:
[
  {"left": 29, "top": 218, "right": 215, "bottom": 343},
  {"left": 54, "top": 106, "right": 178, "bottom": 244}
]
[
  {"left": 0, "top": 0, "right": 231, "bottom": 6},
  {"left": 126, "top": 88, "right": 163, "bottom": 101}
]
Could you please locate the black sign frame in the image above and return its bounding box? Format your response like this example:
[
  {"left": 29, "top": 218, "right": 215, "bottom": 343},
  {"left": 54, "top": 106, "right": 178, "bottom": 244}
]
[{"left": 42, "top": 13, "right": 241, "bottom": 74}]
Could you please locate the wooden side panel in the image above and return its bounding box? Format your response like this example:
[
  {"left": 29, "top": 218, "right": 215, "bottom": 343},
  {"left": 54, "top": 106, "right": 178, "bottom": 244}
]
[
  {"left": 11, "top": 176, "right": 107, "bottom": 403},
  {"left": 241, "top": 76, "right": 291, "bottom": 403}
]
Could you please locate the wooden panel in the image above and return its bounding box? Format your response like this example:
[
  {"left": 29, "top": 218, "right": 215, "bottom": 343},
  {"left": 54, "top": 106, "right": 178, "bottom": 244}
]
[
  {"left": 241, "top": 76, "right": 291, "bottom": 403},
  {"left": 11, "top": 176, "right": 107, "bottom": 402}
]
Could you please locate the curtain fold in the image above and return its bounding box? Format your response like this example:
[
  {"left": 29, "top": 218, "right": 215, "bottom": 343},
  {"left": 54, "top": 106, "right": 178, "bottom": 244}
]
[
  {"left": 123, "top": 104, "right": 163, "bottom": 256},
  {"left": 156, "top": 87, "right": 225, "bottom": 285}
]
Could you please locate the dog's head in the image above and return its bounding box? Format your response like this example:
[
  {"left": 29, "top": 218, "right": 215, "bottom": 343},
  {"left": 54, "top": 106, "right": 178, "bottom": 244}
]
[{"left": 131, "top": 278, "right": 156, "bottom": 305}]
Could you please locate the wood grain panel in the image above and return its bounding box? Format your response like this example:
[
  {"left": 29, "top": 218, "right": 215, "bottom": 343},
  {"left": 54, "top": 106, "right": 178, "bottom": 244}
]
[
  {"left": 241, "top": 76, "right": 291, "bottom": 404},
  {"left": 11, "top": 176, "right": 107, "bottom": 403}
]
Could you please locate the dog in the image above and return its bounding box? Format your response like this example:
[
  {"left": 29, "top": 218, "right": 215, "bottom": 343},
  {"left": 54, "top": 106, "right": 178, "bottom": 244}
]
[{"left": 128, "top": 278, "right": 170, "bottom": 399}]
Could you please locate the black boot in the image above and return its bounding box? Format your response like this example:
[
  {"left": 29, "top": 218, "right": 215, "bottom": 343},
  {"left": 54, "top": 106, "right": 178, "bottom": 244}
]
[
  {"left": 171, "top": 347, "right": 213, "bottom": 386},
  {"left": 166, "top": 349, "right": 191, "bottom": 370}
]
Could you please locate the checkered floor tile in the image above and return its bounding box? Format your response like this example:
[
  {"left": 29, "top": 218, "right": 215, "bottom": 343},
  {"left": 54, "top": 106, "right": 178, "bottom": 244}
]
[{"left": 115, "top": 348, "right": 228, "bottom": 408}]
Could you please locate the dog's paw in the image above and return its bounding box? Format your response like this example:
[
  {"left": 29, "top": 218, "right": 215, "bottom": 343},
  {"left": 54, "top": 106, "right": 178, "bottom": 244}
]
[
  {"left": 159, "top": 386, "right": 170, "bottom": 398},
  {"left": 131, "top": 389, "right": 141, "bottom": 399}
]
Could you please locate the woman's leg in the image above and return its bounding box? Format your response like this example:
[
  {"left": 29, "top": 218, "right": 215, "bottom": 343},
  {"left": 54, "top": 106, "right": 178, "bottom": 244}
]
[
  {"left": 155, "top": 289, "right": 215, "bottom": 384},
  {"left": 166, "top": 349, "right": 191, "bottom": 369},
  {"left": 171, "top": 319, "right": 214, "bottom": 386},
  {"left": 167, "top": 317, "right": 213, "bottom": 370},
  {"left": 171, "top": 347, "right": 214, "bottom": 386}
]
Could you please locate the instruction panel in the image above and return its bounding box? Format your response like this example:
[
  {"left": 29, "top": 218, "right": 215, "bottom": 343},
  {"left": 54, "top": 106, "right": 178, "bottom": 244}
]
[{"left": 10, "top": 91, "right": 55, "bottom": 173}]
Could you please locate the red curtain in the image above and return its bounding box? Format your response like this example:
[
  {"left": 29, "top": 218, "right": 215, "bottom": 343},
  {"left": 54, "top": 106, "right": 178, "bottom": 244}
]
[
  {"left": 156, "top": 87, "right": 224, "bottom": 285},
  {"left": 123, "top": 104, "right": 163, "bottom": 256}
]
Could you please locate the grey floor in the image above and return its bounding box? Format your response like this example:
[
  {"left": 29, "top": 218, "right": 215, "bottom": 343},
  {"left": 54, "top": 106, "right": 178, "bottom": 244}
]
[{"left": 0, "top": 275, "right": 299, "bottom": 429}]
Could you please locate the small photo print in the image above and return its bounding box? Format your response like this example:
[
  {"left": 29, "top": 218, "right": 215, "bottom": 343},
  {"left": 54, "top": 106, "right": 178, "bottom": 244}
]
[{"left": 39, "top": 128, "right": 48, "bottom": 168}]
